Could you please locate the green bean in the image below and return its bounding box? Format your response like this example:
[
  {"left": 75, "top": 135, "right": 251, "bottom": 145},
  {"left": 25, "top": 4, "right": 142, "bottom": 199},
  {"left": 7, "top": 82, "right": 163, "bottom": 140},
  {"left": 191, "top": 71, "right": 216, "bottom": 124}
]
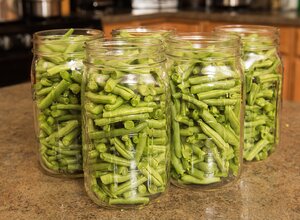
[
  {"left": 103, "top": 106, "right": 153, "bottom": 118},
  {"left": 85, "top": 92, "right": 117, "bottom": 104},
  {"left": 180, "top": 174, "right": 221, "bottom": 185},
  {"left": 108, "top": 197, "right": 149, "bottom": 205},
  {"left": 200, "top": 109, "right": 239, "bottom": 146},
  {"left": 89, "top": 163, "right": 114, "bottom": 172},
  {"left": 38, "top": 79, "right": 70, "bottom": 110},
  {"left": 190, "top": 80, "right": 236, "bottom": 94},
  {"left": 113, "top": 176, "right": 148, "bottom": 196},
  {"left": 188, "top": 73, "right": 232, "bottom": 85},
  {"left": 94, "top": 113, "right": 149, "bottom": 127},
  {"left": 244, "top": 139, "right": 269, "bottom": 161},
  {"left": 135, "top": 132, "right": 147, "bottom": 163},
  {"left": 100, "top": 174, "right": 131, "bottom": 185},
  {"left": 57, "top": 120, "right": 79, "bottom": 138},
  {"left": 198, "top": 121, "right": 229, "bottom": 151},
  {"left": 181, "top": 94, "right": 208, "bottom": 109},
  {"left": 100, "top": 153, "right": 132, "bottom": 167},
  {"left": 202, "top": 99, "right": 237, "bottom": 106},
  {"left": 171, "top": 152, "right": 185, "bottom": 175},
  {"left": 89, "top": 122, "right": 148, "bottom": 139},
  {"left": 225, "top": 106, "right": 240, "bottom": 135},
  {"left": 138, "top": 162, "right": 164, "bottom": 187},
  {"left": 171, "top": 105, "right": 182, "bottom": 158}
]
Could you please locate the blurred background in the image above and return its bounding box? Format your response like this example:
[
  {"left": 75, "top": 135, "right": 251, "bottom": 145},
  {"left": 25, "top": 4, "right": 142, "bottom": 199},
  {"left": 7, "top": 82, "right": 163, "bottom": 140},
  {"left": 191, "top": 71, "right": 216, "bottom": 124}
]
[{"left": 1, "top": 0, "right": 299, "bottom": 101}]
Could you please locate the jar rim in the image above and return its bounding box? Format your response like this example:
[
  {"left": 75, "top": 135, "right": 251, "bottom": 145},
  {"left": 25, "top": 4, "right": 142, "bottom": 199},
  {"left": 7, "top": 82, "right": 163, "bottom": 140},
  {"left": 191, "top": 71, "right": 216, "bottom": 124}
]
[
  {"left": 214, "top": 25, "right": 279, "bottom": 50},
  {"left": 83, "top": 59, "right": 166, "bottom": 71},
  {"left": 214, "top": 25, "right": 279, "bottom": 36},
  {"left": 85, "top": 38, "right": 166, "bottom": 69},
  {"left": 85, "top": 38, "right": 165, "bottom": 54},
  {"left": 33, "top": 28, "right": 103, "bottom": 42},
  {"left": 111, "top": 26, "right": 176, "bottom": 37}
]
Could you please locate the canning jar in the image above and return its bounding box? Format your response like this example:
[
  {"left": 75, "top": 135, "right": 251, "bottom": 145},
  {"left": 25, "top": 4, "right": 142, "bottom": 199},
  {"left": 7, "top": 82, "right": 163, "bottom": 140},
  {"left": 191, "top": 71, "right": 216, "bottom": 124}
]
[
  {"left": 166, "top": 34, "right": 243, "bottom": 188},
  {"left": 31, "top": 28, "right": 103, "bottom": 176},
  {"left": 215, "top": 25, "right": 283, "bottom": 161},
  {"left": 82, "top": 38, "right": 170, "bottom": 208}
]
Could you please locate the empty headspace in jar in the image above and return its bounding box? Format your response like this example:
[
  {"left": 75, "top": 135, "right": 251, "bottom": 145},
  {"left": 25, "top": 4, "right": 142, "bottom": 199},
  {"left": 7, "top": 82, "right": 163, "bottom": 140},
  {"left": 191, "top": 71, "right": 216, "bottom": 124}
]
[
  {"left": 214, "top": 25, "right": 279, "bottom": 50},
  {"left": 33, "top": 28, "right": 103, "bottom": 55},
  {"left": 111, "top": 26, "right": 176, "bottom": 39},
  {"left": 166, "top": 32, "right": 240, "bottom": 60},
  {"left": 84, "top": 38, "right": 166, "bottom": 66}
]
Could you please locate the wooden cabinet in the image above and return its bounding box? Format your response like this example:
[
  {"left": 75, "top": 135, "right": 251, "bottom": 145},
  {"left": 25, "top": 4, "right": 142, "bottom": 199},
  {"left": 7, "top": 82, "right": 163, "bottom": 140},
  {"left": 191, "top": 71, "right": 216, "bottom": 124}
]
[
  {"left": 281, "top": 55, "right": 293, "bottom": 100},
  {"left": 294, "top": 59, "right": 300, "bottom": 101},
  {"left": 293, "top": 28, "right": 300, "bottom": 101},
  {"left": 279, "top": 27, "right": 296, "bottom": 100}
]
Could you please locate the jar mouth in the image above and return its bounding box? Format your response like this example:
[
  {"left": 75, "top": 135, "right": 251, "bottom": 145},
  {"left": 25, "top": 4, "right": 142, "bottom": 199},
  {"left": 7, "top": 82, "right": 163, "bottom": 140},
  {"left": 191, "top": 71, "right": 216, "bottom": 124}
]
[
  {"left": 166, "top": 33, "right": 240, "bottom": 60},
  {"left": 214, "top": 25, "right": 278, "bottom": 35},
  {"left": 214, "top": 25, "right": 278, "bottom": 50},
  {"left": 32, "top": 28, "right": 103, "bottom": 55},
  {"left": 33, "top": 28, "right": 103, "bottom": 42},
  {"left": 83, "top": 59, "right": 166, "bottom": 71},
  {"left": 85, "top": 38, "right": 165, "bottom": 57},
  {"left": 85, "top": 38, "right": 166, "bottom": 69},
  {"left": 111, "top": 26, "right": 176, "bottom": 38}
]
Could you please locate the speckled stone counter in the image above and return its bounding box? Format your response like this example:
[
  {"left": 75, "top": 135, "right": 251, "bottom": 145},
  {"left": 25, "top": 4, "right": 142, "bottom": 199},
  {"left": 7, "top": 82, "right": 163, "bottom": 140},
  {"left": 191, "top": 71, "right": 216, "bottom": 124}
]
[{"left": 0, "top": 82, "right": 299, "bottom": 219}]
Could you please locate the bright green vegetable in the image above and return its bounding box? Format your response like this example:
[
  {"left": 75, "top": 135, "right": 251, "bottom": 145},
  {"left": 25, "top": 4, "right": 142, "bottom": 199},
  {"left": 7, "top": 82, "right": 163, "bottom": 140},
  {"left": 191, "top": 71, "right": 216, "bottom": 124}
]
[{"left": 33, "top": 28, "right": 102, "bottom": 175}]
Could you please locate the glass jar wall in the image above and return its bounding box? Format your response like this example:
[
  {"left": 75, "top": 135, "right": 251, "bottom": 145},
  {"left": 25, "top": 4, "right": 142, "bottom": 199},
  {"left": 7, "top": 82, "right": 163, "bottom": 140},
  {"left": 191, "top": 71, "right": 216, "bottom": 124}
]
[
  {"left": 82, "top": 38, "right": 170, "bottom": 208},
  {"left": 166, "top": 34, "right": 243, "bottom": 188},
  {"left": 215, "top": 25, "right": 283, "bottom": 162},
  {"left": 31, "top": 28, "right": 103, "bottom": 176}
]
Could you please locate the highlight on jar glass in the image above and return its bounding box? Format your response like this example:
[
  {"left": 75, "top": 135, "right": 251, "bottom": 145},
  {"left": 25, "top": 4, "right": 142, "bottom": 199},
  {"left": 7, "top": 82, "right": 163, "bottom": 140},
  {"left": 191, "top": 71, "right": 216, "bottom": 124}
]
[
  {"left": 111, "top": 26, "right": 176, "bottom": 41},
  {"left": 31, "top": 28, "right": 103, "bottom": 176},
  {"left": 166, "top": 33, "right": 243, "bottom": 188},
  {"left": 82, "top": 38, "right": 171, "bottom": 208},
  {"left": 214, "top": 25, "right": 283, "bottom": 162}
]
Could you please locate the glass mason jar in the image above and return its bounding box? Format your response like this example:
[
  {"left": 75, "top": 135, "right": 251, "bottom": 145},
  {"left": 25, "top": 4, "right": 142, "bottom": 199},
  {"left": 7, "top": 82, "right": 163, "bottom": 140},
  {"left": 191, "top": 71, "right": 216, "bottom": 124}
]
[
  {"left": 82, "top": 38, "right": 170, "bottom": 208},
  {"left": 31, "top": 28, "right": 103, "bottom": 176},
  {"left": 166, "top": 34, "right": 243, "bottom": 188},
  {"left": 215, "top": 25, "right": 283, "bottom": 162}
]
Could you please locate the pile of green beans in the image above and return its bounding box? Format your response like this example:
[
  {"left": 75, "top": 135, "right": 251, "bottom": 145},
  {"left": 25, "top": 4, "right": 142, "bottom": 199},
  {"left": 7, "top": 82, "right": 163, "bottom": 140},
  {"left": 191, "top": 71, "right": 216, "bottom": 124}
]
[
  {"left": 167, "top": 40, "right": 242, "bottom": 187},
  {"left": 242, "top": 34, "right": 282, "bottom": 161},
  {"left": 82, "top": 41, "right": 170, "bottom": 207},
  {"left": 32, "top": 29, "right": 101, "bottom": 175}
]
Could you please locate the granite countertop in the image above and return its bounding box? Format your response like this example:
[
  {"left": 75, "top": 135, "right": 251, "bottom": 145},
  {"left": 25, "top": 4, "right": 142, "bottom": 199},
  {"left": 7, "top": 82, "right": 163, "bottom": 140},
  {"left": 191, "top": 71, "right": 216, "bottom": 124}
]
[
  {"left": 100, "top": 9, "right": 300, "bottom": 27},
  {"left": 0, "top": 82, "right": 299, "bottom": 219}
]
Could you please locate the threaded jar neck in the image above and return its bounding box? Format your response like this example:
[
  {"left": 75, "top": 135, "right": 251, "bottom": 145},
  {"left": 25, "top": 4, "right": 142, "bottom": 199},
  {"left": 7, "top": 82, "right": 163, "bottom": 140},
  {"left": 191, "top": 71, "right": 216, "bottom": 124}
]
[
  {"left": 214, "top": 25, "right": 279, "bottom": 51},
  {"left": 111, "top": 26, "right": 176, "bottom": 40},
  {"left": 33, "top": 28, "right": 103, "bottom": 55},
  {"left": 85, "top": 38, "right": 166, "bottom": 69},
  {"left": 166, "top": 32, "right": 240, "bottom": 61}
]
